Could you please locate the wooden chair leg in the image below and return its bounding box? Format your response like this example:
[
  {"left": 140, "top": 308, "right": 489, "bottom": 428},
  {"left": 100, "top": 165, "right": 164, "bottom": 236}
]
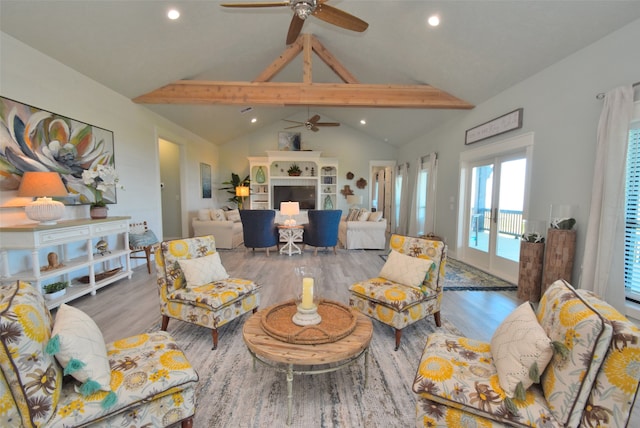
[
  {"left": 433, "top": 311, "right": 442, "bottom": 327},
  {"left": 181, "top": 417, "right": 194, "bottom": 428},
  {"left": 394, "top": 328, "right": 402, "bottom": 351},
  {"left": 314, "top": 248, "right": 318, "bottom": 256},
  {"left": 333, "top": 246, "right": 337, "bottom": 255},
  {"left": 211, "top": 329, "right": 219, "bottom": 350},
  {"left": 144, "top": 246, "right": 152, "bottom": 274},
  {"left": 161, "top": 315, "right": 170, "bottom": 331},
  {"left": 266, "top": 248, "right": 270, "bottom": 257}
]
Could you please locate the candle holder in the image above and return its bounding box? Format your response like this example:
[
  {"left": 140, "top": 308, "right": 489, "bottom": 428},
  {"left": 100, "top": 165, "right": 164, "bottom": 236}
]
[{"left": 292, "top": 266, "right": 322, "bottom": 326}]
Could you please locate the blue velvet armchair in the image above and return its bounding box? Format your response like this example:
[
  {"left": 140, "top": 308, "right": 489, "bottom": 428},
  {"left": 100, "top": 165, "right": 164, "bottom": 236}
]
[
  {"left": 239, "top": 209, "right": 280, "bottom": 256},
  {"left": 303, "top": 209, "right": 342, "bottom": 255}
]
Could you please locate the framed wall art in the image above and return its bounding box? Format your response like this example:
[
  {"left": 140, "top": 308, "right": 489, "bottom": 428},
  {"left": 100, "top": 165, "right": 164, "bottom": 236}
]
[
  {"left": 278, "top": 132, "right": 301, "bottom": 151},
  {"left": 465, "top": 108, "right": 523, "bottom": 145},
  {"left": 0, "top": 96, "right": 117, "bottom": 207},
  {"left": 200, "top": 163, "right": 212, "bottom": 199}
]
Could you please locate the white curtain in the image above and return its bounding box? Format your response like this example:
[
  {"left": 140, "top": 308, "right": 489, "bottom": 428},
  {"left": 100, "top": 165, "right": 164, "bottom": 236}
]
[
  {"left": 580, "top": 85, "right": 633, "bottom": 311},
  {"left": 394, "top": 163, "right": 410, "bottom": 234},
  {"left": 408, "top": 153, "right": 437, "bottom": 236}
]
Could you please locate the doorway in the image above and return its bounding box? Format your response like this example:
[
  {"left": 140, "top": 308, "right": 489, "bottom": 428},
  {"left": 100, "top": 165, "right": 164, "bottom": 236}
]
[
  {"left": 158, "top": 138, "right": 182, "bottom": 240},
  {"left": 370, "top": 161, "right": 395, "bottom": 233},
  {"left": 458, "top": 133, "right": 533, "bottom": 282}
]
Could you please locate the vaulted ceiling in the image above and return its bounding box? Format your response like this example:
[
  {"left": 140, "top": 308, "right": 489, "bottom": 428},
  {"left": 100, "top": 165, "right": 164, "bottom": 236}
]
[{"left": 2, "top": 1, "right": 640, "bottom": 147}]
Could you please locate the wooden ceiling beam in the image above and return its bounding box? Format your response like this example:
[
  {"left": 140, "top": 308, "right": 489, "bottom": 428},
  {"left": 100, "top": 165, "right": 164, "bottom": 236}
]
[
  {"left": 132, "top": 80, "right": 474, "bottom": 109},
  {"left": 133, "top": 33, "right": 474, "bottom": 110}
]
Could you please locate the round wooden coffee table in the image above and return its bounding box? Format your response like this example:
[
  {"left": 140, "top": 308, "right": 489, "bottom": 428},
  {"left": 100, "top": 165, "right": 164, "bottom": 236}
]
[{"left": 242, "top": 305, "right": 373, "bottom": 425}]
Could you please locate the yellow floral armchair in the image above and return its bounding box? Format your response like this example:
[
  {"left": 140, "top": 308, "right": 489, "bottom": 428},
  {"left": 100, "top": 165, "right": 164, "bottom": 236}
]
[
  {"left": 412, "top": 279, "right": 640, "bottom": 427},
  {"left": 349, "top": 234, "right": 447, "bottom": 351},
  {"left": 155, "top": 235, "right": 261, "bottom": 350},
  {"left": 0, "top": 281, "right": 198, "bottom": 427}
]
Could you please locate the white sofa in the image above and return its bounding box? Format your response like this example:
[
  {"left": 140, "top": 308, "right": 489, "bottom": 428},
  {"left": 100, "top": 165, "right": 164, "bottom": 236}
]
[
  {"left": 192, "top": 208, "right": 243, "bottom": 249},
  {"left": 338, "top": 210, "right": 387, "bottom": 249}
]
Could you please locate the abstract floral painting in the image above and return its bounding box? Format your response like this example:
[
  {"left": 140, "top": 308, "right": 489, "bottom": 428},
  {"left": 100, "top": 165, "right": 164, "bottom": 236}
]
[{"left": 0, "top": 96, "right": 116, "bottom": 206}]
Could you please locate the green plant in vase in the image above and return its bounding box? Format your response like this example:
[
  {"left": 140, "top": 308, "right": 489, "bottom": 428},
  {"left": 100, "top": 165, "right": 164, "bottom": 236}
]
[
  {"left": 288, "top": 163, "right": 302, "bottom": 176},
  {"left": 44, "top": 281, "right": 68, "bottom": 294}
]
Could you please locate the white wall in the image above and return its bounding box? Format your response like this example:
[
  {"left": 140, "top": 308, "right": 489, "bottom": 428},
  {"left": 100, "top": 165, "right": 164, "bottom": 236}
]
[
  {"left": 218, "top": 110, "right": 396, "bottom": 212},
  {"left": 0, "top": 32, "right": 219, "bottom": 268},
  {"left": 398, "top": 19, "right": 640, "bottom": 292}
]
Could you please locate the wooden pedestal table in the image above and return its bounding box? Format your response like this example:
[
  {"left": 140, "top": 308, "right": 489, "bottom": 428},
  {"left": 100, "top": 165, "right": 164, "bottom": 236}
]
[
  {"left": 542, "top": 228, "right": 576, "bottom": 294},
  {"left": 517, "top": 241, "right": 545, "bottom": 302},
  {"left": 242, "top": 302, "right": 373, "bottom": 425}
]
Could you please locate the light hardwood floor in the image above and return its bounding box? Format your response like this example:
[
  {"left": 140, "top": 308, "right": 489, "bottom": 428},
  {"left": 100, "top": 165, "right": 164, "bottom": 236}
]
[{"left": 67, "top": 247, "right": 638, "bottom": 424}]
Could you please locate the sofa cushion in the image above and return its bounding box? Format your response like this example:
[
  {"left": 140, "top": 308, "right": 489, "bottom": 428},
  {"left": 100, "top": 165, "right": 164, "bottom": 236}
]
[
  {"left": 225, "top": 209, "right": 241, "bottom": 222},
  {"left": 576, "top": 289, "right": 640, "bottom": 428},
  {"left": 346, "top": 208, "right": 360, "bottom": 221},
  {"left": 536, "top": 280, "right": 613, "bottom": 427},
  {"left": 198, "top": 208, "right": 211, "bottom": 221},
  {"left": 491, "top": 302, "right": 553, "bottom": 398},
  {"left": 48, "top": 304, "right": 113, "bottom": 400},
  {"left": 178, "top": 252, "right": 229, "bottom": 287},
  {"left": 379, "top": 249, "right": 434, "bottom": 288},
  {"left": 413, "top": 332, "right": 555, "bottom": 426},
  {"left": 356, "top": 208, "right": 370, "bottom": 221},
  {"left": 211, "top": 208, "right": 226, "bottom": 221},
  {"left": 0, "top": 281, "right": 63, "bottom": 427},
  {"left": 129, "top": 229, "right": 159, "bottom": 248},
  {"left": 368, "top": 211, "right": 383, "bottom": 222}
]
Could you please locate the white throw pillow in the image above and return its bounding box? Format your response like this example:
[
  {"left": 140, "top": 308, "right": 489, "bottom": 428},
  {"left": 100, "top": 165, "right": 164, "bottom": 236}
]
[
  {"left": 379, "top": 250, "right": 434, "bottom": 288},
  {"left": 178, "top": 252, "right": 229, "bottom": 287},
  {"left": 48, "top": 304, "right": 112, "bottom": 394},
  {"left": 368, "top": 211, "right": 383, "bottom": 222},
  {"left": 197, "top": 209, "right": 211, "bottom": 221},
  {"left": 357, "top": 209, "right": 370, "bottom": 221},
  {"left": 211, "top": 209, "right": 226, "bottom": 221},
  {"left": 225, "top": 209, "right": 241, "bottom": 222},
  {"left": 491, "top": 302, "right": 554, "bottom": 398},
  {"left": 346, "top": 208, "right": 359, "bottom": 221}
]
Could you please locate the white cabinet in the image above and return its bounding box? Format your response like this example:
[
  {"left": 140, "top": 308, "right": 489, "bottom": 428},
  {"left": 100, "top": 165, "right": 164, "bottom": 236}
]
[
  {"left": 0, "top": 217, "right": 132, "bottom": 309},
  {"left": 248, "top": 152, "right": 338, "bottom": 211}
]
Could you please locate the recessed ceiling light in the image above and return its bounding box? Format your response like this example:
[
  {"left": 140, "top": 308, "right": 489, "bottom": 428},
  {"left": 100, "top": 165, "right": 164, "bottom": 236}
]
[
  {"left": 251, "top": 118, "right": 257, "bottom": 123},
  {"left": 168, "top": 9, "right": 180, "bottom": 20},
  {"left": 428, "top": 15, "right": 440, "bottom": 27},
  {"left": 360, "top": 119, "right": 367, "bottom": 125}
]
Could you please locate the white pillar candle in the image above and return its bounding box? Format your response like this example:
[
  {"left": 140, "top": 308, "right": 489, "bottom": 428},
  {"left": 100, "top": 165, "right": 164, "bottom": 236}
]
[{"left": 301, "top": 277, "right": 314, "bottom": 309}]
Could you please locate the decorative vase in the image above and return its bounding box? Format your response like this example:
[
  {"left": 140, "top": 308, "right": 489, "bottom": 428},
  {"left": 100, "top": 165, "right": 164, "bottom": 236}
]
[
  {"left": 90, "top": 206, "right": 108, "bottom": 219},
  {"left": 256, "top": 166, "right": 266, "bottom": 184},
  {"left": 323, "top": 195, "right": 333, "bottom": 210}
]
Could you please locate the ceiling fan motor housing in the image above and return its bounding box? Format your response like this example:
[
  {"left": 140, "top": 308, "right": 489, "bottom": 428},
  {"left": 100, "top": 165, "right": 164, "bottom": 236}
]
[{"left": 292, "top": 0, "right": 316, "bottom": 19}]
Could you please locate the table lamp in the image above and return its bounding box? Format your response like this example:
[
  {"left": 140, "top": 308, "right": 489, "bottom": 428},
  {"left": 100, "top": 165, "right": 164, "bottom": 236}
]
[
  {"left": 280, "top": 201, "right": 300, "bottom": 226},
  {"left": 18, "top": 171, "right": 68, "bottom": 225},
  {"left": 346, "top": 194, "right": 363, "bottom": 208},
  {"left": 235, "top": 185, "right": 250, "bottom": 209}
]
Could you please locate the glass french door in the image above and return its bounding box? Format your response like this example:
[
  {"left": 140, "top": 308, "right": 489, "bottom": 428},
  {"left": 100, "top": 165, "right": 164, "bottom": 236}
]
[{"left": 463, "top": 153, "right": 527, "bottom": 282}]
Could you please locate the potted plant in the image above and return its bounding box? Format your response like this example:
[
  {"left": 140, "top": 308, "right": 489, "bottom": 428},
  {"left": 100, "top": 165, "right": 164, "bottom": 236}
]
[
  {"left": 219, "top": 172, "right": 250, "bottom": 206},
  {"left": 81, "top": 164, "right": 124, "bottom": 219},
  {"left": 43, "top": 281, "right": 68, "bottom": 300},
  {"left": 288, "top": 163, "right": 302, "bottom": 176}
]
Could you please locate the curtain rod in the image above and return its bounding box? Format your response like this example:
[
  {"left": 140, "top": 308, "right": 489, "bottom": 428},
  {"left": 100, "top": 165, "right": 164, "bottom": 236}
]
[{"left": 596, "top": 81, "right": 640, "bottom": 99}]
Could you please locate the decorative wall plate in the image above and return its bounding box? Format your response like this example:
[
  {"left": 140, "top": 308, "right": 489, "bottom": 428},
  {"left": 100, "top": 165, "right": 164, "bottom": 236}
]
[
  {"left": 346, "top": 171, "right": 354, "bottom": 180},
  {"left": 356, "top": 178, "right": 367, "bottom": 189}
]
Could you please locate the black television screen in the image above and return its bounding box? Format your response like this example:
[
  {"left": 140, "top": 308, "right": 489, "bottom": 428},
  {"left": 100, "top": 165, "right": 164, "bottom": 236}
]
[{"left": 273, "top": 186, "right": 316, "bottom": 210}]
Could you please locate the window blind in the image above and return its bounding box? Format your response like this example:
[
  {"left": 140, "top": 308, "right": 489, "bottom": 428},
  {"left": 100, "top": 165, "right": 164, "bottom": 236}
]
[{"left": 625, "top": 127, "right": 640, "bottom": 299}]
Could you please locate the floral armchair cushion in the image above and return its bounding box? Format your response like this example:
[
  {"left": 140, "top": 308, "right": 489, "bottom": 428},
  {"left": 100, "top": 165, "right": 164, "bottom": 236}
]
[
  {"left": 0, "top": 280, "right": 63, "bottom": 427},
  {"left": 388, "top": 234, "right": 446, "bottom": 294},
  {"left": 536, "top": 280, "right": 613, "bottom": 427}
]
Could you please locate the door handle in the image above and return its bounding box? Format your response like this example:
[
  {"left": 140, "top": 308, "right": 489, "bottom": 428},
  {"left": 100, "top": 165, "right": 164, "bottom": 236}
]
[{"left": 493, "top": 208, "right": 498, "bottom": 224}]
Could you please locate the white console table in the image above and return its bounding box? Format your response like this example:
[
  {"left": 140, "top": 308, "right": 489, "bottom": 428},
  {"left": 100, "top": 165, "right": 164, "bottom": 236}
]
[{"left": 0, "top": 217, "right": 132, "bottom": 309}]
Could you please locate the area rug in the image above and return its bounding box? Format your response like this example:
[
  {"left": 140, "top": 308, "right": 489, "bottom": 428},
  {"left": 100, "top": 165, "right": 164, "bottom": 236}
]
[
  {"left": 152, "top": 312, "right": 463, "bottom": 428},
  {"left": 380, "top": 255, "right": 516, "bottom": 291}
]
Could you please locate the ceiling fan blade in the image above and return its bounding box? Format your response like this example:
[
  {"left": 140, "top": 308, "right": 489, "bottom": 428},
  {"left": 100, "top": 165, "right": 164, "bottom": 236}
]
[
  {"left": 316, "top": 122, "right": 340, "bottom": 127},
  {"left": 284, "top": 124, "right": 303, "bottom": 129},
  {"left": 310, "top": 125, "right": 320, "bottom": 132},
  {"left": 313, "top": 4, "right": 368, "bottom": 32},
  {"left": 308, "top": 114, "right": 321, "bottom": 124},
  {"left": 282, "top": 119, "right": 304, "bottom": 125},
  {"left": 286, "top": 15, "right": 305, "bottom": 45},
  {"left": 221, "top": 2, "right": 289, "bottom": 8}
]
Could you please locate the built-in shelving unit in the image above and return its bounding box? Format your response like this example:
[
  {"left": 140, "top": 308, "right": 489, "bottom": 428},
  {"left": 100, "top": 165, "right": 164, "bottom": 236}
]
[
  {"left": 0, "top": 217, "right": 132, "bottom": 309},
  {"left": 248, "top": 151, "right": 338, "bottom": 210}
]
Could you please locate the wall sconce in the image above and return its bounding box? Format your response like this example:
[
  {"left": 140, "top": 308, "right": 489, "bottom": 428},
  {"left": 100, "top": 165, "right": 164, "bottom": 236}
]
[
  {"left": 18, "top": 171, "right": 68, "bottom": 225},
  {"left": 235, "top": 186, "right": 250, "bottom": 209},
  {"left": 280, "top": 201, "right": 300, "bottom": 226}
]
